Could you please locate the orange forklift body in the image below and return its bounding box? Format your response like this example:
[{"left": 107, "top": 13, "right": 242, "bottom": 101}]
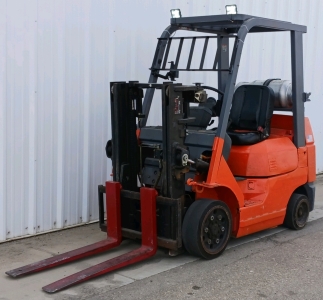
[
  {"left": 6, "top": 13, "right": 316, "bottom": 293},
  {"left": 189, "top": 114, "right": 315, "bottom": 238}
]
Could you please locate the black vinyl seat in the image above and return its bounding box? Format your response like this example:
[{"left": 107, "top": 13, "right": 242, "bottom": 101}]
[{"left": 227, "top": 85, "right": 275, "bottom": 145}]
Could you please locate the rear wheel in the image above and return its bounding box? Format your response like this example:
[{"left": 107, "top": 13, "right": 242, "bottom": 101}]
[
  {"left": 182, "top": 199, "right": 232, "bottom": 259},
  {"left": 284, "top": 193, "right": 309, "bottom": 230}
]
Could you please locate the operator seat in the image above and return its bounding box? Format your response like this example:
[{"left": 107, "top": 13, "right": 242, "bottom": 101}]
[{"left": 227, "top": 85, "right": 275, "bottom": 145}]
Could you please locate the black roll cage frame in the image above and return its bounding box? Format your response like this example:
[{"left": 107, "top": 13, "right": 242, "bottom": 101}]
[{"left": 140, "top": 14, "right": 307, "bottom": 148}]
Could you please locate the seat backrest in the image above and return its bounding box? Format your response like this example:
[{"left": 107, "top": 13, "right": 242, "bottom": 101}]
[{"left": 229, "top": 85, "right": 275, "bottom": 137}]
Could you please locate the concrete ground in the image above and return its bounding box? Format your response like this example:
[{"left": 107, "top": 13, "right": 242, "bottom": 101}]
[{"left": 0, "top": 175, "right": 322, "bottom": 300}]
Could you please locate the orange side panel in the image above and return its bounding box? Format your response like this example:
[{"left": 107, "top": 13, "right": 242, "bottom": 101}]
[
  {"left": 236, "top": 178, "right": 267, "bottom": 204},
  {"left": 236, "top": 167, "right": 308, "bottom": 237},
  {"left": 237, "top": 216, "right": 285, "bottom": 238},
  {"left": 227, "top": 137, "right": 298, "bottom": 177},
  {"left": 297, "top": 147, "right": 308, "bottom": 168}
]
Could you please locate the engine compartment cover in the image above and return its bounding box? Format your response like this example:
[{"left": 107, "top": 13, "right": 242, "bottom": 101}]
[{"left": 227, "top": 136, "right": 298, "bottom": 177}]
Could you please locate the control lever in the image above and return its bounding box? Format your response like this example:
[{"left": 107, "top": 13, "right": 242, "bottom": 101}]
[
  {"left": 152, "top": 61, "right": 179, "bottom": 81},
  {"left": 182, "top": 154, "right": 195, "bottom": 166}
]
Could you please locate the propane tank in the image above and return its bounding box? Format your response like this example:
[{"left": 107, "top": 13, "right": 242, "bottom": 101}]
[{"left": 235, "top": 80, "right": 292, "bottom": 108}]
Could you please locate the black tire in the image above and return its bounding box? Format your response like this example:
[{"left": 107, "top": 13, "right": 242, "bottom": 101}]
[
  {"left": 284, "top": 193, "right": 309, "bottom": 230},
  {"left": 182, "top": 199, "right": 232, "bottom": 259}
]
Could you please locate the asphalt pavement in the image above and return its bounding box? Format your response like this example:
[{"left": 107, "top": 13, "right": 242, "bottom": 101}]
[{"left": 92, "top": 217, "right": 323, "bottom": 300}]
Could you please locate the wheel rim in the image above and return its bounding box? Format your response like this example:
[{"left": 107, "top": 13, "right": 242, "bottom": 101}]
[
  {"left": 201, "top": 206, "right": 229, "bottom": 254},
  {"left": 295, "top": 199, "right": 309, "bottom": 227}
]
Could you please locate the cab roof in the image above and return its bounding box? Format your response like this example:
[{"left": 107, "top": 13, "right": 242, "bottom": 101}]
[{"left": 170, "top": 14, "right": 306, "bottom": 34}]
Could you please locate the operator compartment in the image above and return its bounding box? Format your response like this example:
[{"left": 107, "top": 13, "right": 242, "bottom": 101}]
[{"left": 227, "top": 79, "right": 298, "bottom": 177}]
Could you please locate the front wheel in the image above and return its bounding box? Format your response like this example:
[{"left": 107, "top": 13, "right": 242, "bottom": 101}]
[
  {"left": 284, "top": 193, "right": 309, "bottom": 230},
  {"left": 182, "top": 199, "right": 232, "bottom": 259}
]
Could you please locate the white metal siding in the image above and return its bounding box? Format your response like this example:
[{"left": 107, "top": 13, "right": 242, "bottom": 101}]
[{"left": 1, "top": 0, "right": 322, "bottom": 242}]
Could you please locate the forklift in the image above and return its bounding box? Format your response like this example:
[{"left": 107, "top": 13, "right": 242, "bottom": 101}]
[{"left": 6, "top": 11, "right": 316, "bottom": 292}]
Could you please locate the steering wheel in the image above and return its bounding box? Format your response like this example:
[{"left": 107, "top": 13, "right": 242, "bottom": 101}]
[
  {"left": 198, "top": 86, "right": 224, "bottom": 117},
  {"left": 200, "top": 85, "right": 224, "bottom": 96}
]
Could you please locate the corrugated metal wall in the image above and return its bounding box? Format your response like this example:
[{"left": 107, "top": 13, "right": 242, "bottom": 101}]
[{"left": 1, "top": 0, "right": 322, "bottom": 242}]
